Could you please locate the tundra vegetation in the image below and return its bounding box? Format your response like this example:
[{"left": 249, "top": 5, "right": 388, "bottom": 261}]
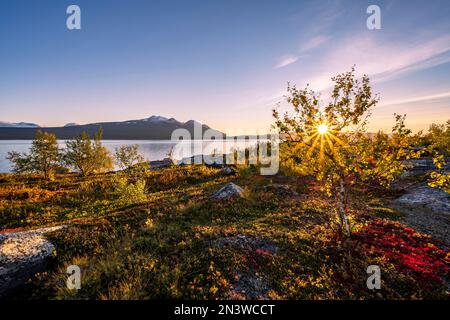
[{"left": 1, "top": 69, "right": 449, "bottom": 300}]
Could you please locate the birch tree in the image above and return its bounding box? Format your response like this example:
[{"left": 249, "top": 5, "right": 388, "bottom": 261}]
[
  {"left": 273, "top": 68, "right": 415, "bottom": 235},
  {"left": 64, "top": 129, "right": 113, "bottom": 176},
  {"left": 7, "top": 131, "right": 60, "bottom": 179}
]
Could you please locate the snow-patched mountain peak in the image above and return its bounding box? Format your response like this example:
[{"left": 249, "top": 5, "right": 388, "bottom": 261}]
[
  {"left": 141, "top": 116, "right": 181, "bottom": 124},
  {"left": 64, "top": 123, "right": 79, "bottom": 127},
  {"left": 0, "top": 121, "right": 40, "bottom": 128},
  {"left": 146, "top": 115, "right": 169, "bottom": 122}
]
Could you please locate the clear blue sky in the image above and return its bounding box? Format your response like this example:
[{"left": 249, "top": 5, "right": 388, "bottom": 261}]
[{"left": 1, "top": 0, "right": 450, "bottom": 134}]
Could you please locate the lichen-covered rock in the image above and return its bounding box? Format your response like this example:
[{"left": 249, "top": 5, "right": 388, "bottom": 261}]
[
  {"left": 0, "top": 226, "right": 66, "bottom": 297},
  {"left": 212, "top": 183, "right": 244, "bottom": 200}
]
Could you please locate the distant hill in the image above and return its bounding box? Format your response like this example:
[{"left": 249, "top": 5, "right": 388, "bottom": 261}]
[
  {"left": 0, "top": 116, "right": 224, "bottom": 140},
  {"left": 0, "top": 122, "right": 40, "bottom": 128}
]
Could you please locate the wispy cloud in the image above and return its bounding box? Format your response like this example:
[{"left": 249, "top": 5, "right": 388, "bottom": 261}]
[
  {"left": 381, "top": 91, "right": 450, "bottom": 106},
  {"left": 305, "top": 33, "right": 450, "bottom": 90},
  {"left": 290, "top": 0, "right": 345, "bottom": 34},
  {"left": 299, "top": 35, "right": 329, "bottom": 53},
  {"left": 274, "top": 55, "right": 299, "bottom": 69},
  {"left": 274, "top": 34, "right": 329, "bottom": 69},
  {"left": 275, "top": 0, "right": 341, "bottom": 70},
  {"left": 266, "top": 32, "right": 450, "bottom": 122}
]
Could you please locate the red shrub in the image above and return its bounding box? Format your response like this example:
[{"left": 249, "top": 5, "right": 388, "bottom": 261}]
[{"left": 353, "top": 220, "right": 449, "bottom": 287}]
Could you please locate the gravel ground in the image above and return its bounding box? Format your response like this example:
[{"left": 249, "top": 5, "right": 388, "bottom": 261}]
[{"left": 0, "top": 225, "right": 66, "bottom": 297}]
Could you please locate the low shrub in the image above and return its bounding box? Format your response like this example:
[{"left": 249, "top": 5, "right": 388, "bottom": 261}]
[
  {"left": 113, "top": 176, "right": 147, "bottom": 206},
  {"left": 354, "top": 220, "right": 449, "bottom": 286}
]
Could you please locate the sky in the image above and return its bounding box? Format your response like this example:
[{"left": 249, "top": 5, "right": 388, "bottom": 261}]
[{"left": 1, "top": 0, "right": 450, "bottom": 134}]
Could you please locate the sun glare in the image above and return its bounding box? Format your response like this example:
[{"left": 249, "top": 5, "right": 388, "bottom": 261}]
[{"left": 317, "top": 124, "right": 328, "bottom": 135}]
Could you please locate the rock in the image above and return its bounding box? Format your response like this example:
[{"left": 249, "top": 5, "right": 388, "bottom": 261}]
[
  {"left": 394, "top": 185, "right": 450, "bottom": 214},
  {"left": 263, "top": 184, "right": 298, "bottom": 197},
  {"left": 0, "top": 225, "right": 66, "bottom": 297},
  {"left": 221, "top": 166, "right": 236, "bottom": 176},
  {"left": 402, "top": 158, "right": 450, "bottom": 177},
  {"left": 212, "top": 235, "right": 279, "bottom": 300},
  {"left": 393, "top": 185, "right": 450, "bottom": 244},
  {"left": 212, "top": 183, "right": 244, "bottom": 200},
  {"left": 179, "top": 154, "right": 230, "bottom": 167},
  {"left": 149, "top": 158, "right": 174, "bottom": 171},
  {"left": 229, "top": 272, "right": 270, "bottom": 300},
  {"left": 178, "top": 155, "right": 205, "bottom": 165}
]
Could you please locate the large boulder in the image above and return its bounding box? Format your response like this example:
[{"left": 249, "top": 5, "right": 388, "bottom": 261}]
[
  {"left": 394, "top": 185, "right": 450, "bottom": 214},
  {"left": 212, "top": 183, "right": 244, "bottom": 200},
  {"left": 0, "top": 225, "right": 65, "bottom": 297},
  {"left": 393, "top": 185, "right": 450, "bottom": 244}
]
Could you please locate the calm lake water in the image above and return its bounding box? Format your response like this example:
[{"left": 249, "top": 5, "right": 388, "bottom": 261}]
[{"left": 0, "top": 140, "right": 261, "bottom": 173}]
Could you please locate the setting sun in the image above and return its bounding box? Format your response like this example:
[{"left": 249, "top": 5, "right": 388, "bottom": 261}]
[{"left": 317, "top": 124, "right": 329, "bottom": 135}]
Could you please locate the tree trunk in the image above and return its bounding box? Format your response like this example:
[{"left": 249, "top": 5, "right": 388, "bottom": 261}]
[{"left": 339, "top": 177, "right": 351, "bottom": 235}]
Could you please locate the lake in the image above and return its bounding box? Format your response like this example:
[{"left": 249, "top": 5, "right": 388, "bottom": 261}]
[{"left": 0, "top": 139, "right": 262, "bottom": 173}]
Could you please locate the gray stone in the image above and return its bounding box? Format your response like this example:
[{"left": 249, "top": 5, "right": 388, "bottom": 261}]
[
  {"left": 393, "top": 185, "right": 450, "bottom": 244},
  {"left": 402, "top": 158, "right": 450, "bottom": 177},
  {"left": 230, "top": 272, "right": 270, "bottom": 300},
  {"left": 178, "top": 154, "right": 230, "bottom": 167},
  {"left": 212, "top": 183, "right": 244, "bottom": 200},
  {"left": 213, "top": 235, "right": 279, "bottom": 300},
  {"left": 394, "top": 185, "right": 450, "bottom": 214},
  {"left": 0, "top": 225, "right": 66, "bottom": 297},
  {"left": 221, "top": 166, "right": 236, "bottom": 176},
  {"left": 149, "top": 157, "right": 175, "bottom": 171}
]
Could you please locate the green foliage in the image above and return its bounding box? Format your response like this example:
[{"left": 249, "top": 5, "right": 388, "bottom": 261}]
[
  {"left": 6, "top": 151, "right": 32, "bottom": 174},
  {"left": 64, "top": 128, "right": 113, "bottom": 176},
  {"left": 113, "top": 175, "right": 148, "bottom": 205},
  {"left": 420, "top": 120, "right": 450, "bottom": 156},
  {"left": 114, "top": 144, "right": 147, "bottom": 177},
  {"left": 7, "top": 131, "right": 60, "bottom": 179},
  {"left": 428, "top": 154, "right": 450, "bottom": 194},
  {"left": 357, "top": 114, "right": 422, "bottom": 188}
]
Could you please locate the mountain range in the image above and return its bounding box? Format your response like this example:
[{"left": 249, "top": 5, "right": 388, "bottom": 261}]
[
  {"left": 0, "top": 116, "right": 224, "bottom": 140},
  {"left": 0, "top": 121, "right": 40, "bottom": 128}
]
